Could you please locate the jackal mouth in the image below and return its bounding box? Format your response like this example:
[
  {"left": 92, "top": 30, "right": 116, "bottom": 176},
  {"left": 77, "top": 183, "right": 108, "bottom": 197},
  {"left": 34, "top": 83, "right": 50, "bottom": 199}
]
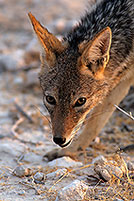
[
  {"left": 60, "top": 139, "right": 72, "bottom": 148},
  {"left": 59, "top": 117, "right": 86, "bottom": 148}
]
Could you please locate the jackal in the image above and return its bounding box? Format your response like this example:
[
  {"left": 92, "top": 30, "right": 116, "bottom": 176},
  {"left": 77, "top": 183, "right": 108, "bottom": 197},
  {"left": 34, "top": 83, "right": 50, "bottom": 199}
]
[{"left": 29, "top": 0, "right": 134, "bottom": 160}]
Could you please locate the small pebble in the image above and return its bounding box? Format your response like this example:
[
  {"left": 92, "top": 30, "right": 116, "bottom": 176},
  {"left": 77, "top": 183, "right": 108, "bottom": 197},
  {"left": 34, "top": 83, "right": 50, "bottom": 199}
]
[
  {"left": 105, "top": 164, "right": 123, "bottom": 178},
  {"left": 94, "top": 165, "right": 111, "bottom": 182},
  {"left": 94, "top": 137, "right": 100, "bottom": 144},
  {"left": 13, "top": 166, "right": 26, "bottom": 177},
  {"left": 100, "top": 168, "right": 111, "bottom": 182},
  {"left": 46, "top": 168, "right": 67, "bottom": 180},
  {"left": 18, "top": 190, "right": 25, "bottom": 196},
  {"left": 114, "top": 166, "right": 124, "bottom": 177},
  {"left": 56, "top": 180, "right": 89, "bottom": 201},
  {"left": 127, "top": 161, "right": 134, "bottom": 171},
  {"left": 25, "top": 168, "right": 32, "bottom": 177},
  {"left": 48, "top": 156, "right": 83, "bottom": 168},
  {"left": 34, "top": 172, "right": 44, "bottom": 182}
]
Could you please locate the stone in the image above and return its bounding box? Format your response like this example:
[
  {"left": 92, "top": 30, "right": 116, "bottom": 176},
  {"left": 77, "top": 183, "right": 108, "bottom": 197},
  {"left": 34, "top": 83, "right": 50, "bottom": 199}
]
[
  {"left": 105, "top": 164, "right": 123, "bottom": 178},
  {"left": 127, "top": 161, "right": 134, "bottom": 171},
  {"left": 55, "top": 180, "right": 89, "bottom": 201},
  {"left": 13, "top": 166, "right": 26, "bottom": 177},
  {"left": 34, "top": 172, "right": 44, "bottom": 181},
  {"left": 47, "top": 157, "right": 83, "bottom": 168},
  {"left": 46, "top": 168, "right": 67, "bottom": 180},
  {"left": 112, "top": 166, "right": 123, "bottom": 177},
  {"left": 92, "top": 155, "right": 107, "bottom": 165},
  {"left": 18, "top": 190, "right": 25, "bottom": 196},
  {"left": 94, "top": 165, "right": 111, "bottom": 182},
  {"left": 86, "top": 166, "right": 100, "bottom": 181},
  {"left": 92, "top": 156, "right": 124, "bottom": 181}
]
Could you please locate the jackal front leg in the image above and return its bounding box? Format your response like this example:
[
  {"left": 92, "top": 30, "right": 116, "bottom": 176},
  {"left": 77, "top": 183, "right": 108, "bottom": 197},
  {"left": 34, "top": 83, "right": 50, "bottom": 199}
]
[{"left": 44, "top": 78, "right": 132, "bottom": 161}]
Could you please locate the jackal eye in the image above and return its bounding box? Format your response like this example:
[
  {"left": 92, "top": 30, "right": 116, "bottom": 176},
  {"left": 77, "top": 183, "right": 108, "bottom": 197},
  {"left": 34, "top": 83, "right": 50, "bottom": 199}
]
[
  {"left": 74, "top": 97, "right": 86, "bottom": 107},
  {"left": 46, "top": 95, "right": 56, "bottom": 105}
]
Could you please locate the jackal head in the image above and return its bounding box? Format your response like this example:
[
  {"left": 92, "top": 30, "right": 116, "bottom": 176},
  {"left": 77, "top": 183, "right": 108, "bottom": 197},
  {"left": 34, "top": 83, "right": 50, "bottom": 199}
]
[{"left": 28, "top": 13, "right": 112, "bottom": 148}]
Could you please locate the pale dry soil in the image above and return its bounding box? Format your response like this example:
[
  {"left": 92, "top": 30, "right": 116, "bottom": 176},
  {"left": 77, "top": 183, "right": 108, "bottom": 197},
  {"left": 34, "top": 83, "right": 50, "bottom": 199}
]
[{"left": 0, "top": 0, "right": 134, "bottom": 200}]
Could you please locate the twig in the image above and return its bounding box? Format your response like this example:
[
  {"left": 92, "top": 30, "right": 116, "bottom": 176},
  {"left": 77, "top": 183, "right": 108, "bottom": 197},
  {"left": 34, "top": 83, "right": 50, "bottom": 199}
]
[
  {"left": 8, "top": 64, "right": 39, "bottom": 72},
  {"left": 118, "top": 193, "right": 126, "bottom": 201},
  {"left": 33, "top": 105, "right": 52, "bottom": 129},
  {"left": 11, "top": 117, "right": 24, "bottom": 137},
  {"left": 48, "top": 164, "right": 92, "bottom": 192},
  {"left": 19, "top": 181, "right": 40, "bottom": 195},
  {"left": 120, "top": 144, "right": 134, "bottom": 152},
  {"left": 14, "top": 100, "right": 34, "bottom": 123},
  {"left": 114, "top": 104, "right": 134, "bottom": 120},
  {"left": 112, "top": 173, "right": 134, "bottom": 188},
  {"left": 11, "top": 117, "right": 38, "bottom": 145}
]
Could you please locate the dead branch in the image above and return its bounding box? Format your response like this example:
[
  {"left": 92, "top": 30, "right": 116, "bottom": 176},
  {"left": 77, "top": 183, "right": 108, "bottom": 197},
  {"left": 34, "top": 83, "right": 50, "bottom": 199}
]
[
  {"left": 11, "top": 117, "right": 24, "bottom": 137},
  {"left": 14, "top": 100, "right": 34, "bottom": 123},
  {"left": 112, "top": 173, "right": 134, "bottom": 188},
  {"left": 19, "top": 181, "right": 40, "bottom": 195},
  {"left": 114, "top": 104, "right": 134, "bottom": 120}
]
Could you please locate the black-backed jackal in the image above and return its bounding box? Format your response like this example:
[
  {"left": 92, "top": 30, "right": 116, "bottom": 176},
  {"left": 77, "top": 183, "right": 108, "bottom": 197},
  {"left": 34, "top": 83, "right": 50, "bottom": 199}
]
[{"left": 29, "top": 0, "right": 134, "bottom": 160}]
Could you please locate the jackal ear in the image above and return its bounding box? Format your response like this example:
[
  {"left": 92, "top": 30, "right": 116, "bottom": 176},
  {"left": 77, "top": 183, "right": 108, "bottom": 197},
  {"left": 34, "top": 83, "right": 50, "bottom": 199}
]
[
  {"left": 28, "top": 12, "right": 65, "bottom": 67},
  {"left": 81, "top": 27, "right": 112, "bottom": 78}
]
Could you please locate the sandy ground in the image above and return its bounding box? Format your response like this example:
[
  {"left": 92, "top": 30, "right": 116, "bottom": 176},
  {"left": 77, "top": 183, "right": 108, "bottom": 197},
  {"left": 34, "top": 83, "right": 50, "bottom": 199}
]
[{"left": 0, "top": 0, "right": 134, "bottom": 200}]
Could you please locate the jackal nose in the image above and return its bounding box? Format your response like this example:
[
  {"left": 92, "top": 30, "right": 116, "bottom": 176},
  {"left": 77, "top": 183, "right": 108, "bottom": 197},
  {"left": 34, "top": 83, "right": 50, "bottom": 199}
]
[{"left": 53, "top": 136, "right": 66, "bottom": 146}]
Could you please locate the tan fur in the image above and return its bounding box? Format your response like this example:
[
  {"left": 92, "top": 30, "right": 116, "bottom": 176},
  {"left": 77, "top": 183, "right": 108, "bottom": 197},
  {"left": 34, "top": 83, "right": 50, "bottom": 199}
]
[{"left": 80, "top": 27, "right": 112, "bottom": 79}]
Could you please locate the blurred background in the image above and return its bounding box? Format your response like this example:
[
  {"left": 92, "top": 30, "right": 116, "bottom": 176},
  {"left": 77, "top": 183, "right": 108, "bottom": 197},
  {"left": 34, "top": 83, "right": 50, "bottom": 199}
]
[{"left": 0, "top": 0, "right": 88, "bottom": 53}]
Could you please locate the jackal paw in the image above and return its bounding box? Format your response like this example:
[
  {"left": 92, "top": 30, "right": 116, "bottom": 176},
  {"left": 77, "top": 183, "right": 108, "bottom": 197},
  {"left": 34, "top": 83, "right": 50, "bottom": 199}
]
[{"left": 43, "top": 148, "right": 76, "bottom": 161}]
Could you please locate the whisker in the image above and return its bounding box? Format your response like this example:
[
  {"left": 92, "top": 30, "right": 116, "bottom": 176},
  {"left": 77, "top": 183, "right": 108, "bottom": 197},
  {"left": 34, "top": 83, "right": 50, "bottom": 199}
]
[
  {"left": 33, "top": 105, "right": 52, "bottom": 129},
  {"left": 71, "top": 107, "right": 118, "bottom": 138},
  {"left": 71, "top": 117, "right": 85, "bottom": 137},
  {"left": 32, "top": 104, "right": 118, "bottom": 138},
  {"left": 84, "top": 108, "right": 116, "bottom": 124}
]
